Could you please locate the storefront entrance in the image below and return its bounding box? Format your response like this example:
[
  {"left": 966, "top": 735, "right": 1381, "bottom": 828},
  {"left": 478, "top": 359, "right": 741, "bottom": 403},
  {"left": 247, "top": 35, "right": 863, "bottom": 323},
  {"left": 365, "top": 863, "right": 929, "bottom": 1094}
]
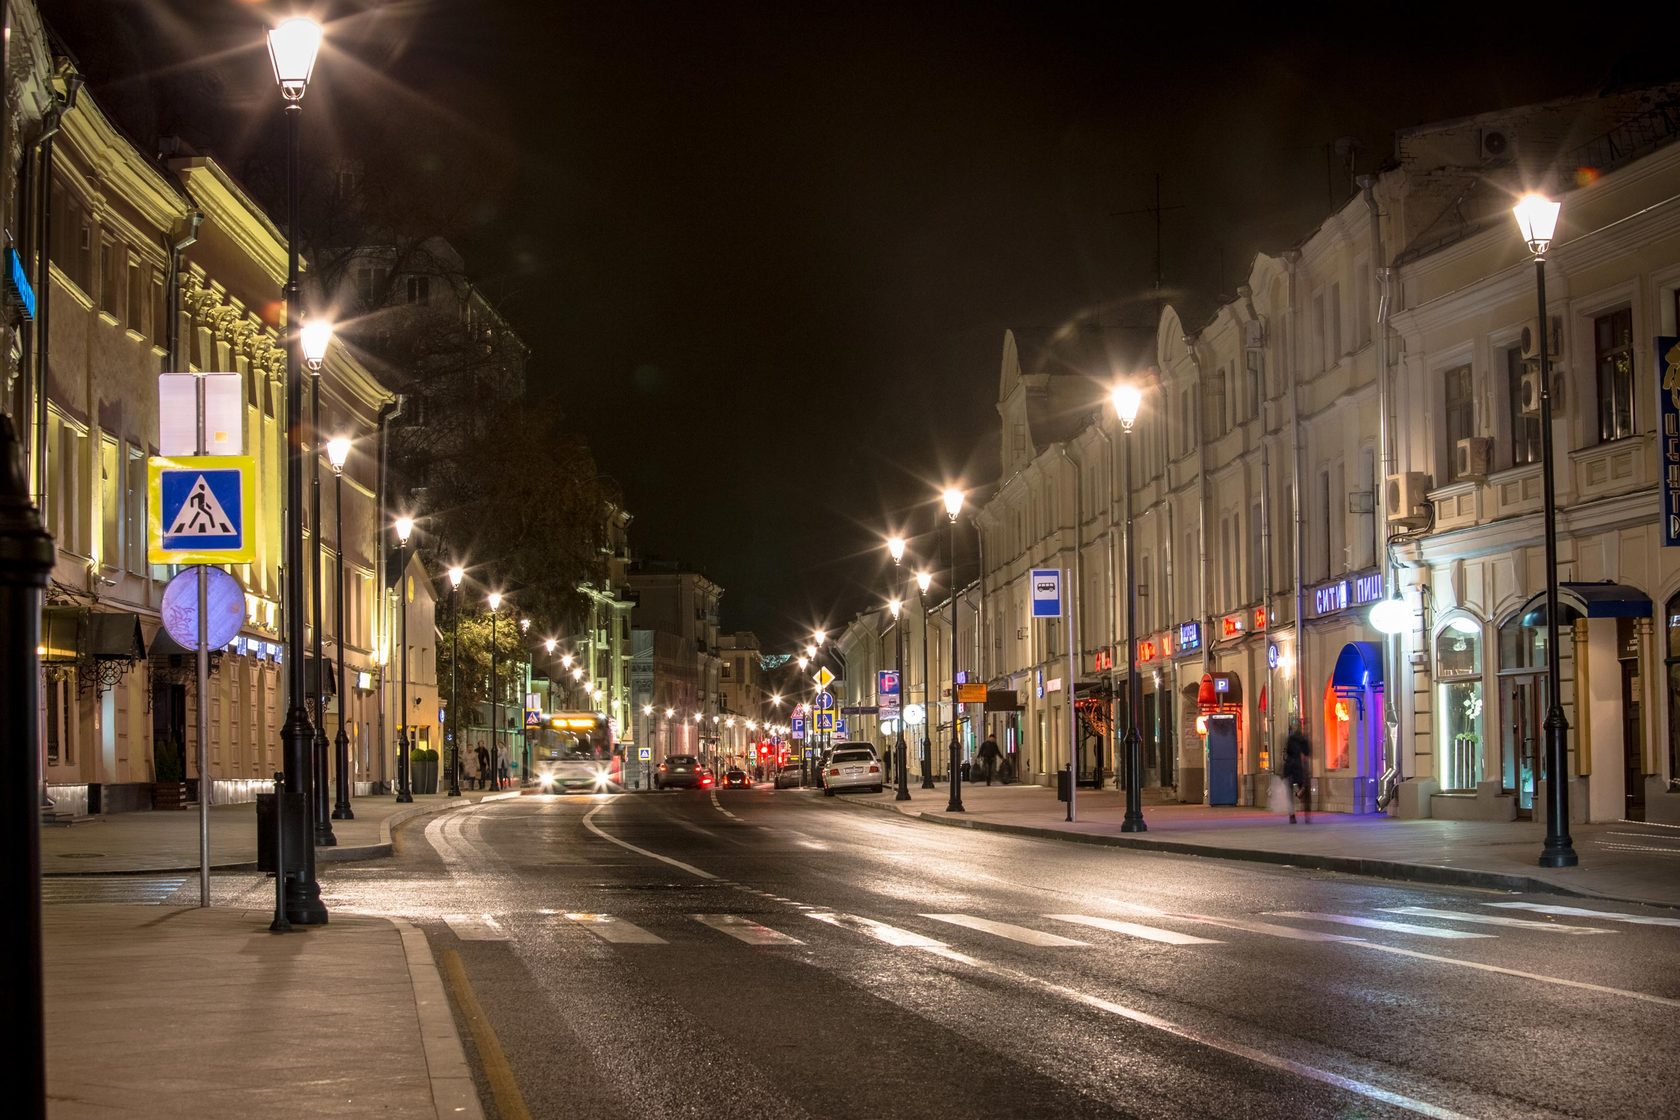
[{"left": 1498, "top": 674, "right": 1544, "bottom": 817}]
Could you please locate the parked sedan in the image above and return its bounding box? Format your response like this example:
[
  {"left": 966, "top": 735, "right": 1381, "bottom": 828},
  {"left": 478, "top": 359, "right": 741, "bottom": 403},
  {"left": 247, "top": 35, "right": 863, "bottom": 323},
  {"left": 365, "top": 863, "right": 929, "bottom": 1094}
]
[
  {"left": 773, "top": 763, "right": 802, "bottom": 789},
  {"left": 821, "top": 747, "right": 884, "bottom": 795}
]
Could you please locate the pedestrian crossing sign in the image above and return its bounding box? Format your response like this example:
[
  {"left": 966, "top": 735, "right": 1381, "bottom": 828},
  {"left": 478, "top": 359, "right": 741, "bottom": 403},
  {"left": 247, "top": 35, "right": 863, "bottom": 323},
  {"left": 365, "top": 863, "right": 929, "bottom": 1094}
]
[{"left": 148, "top": 455, "right": 256, "bottom": 564}]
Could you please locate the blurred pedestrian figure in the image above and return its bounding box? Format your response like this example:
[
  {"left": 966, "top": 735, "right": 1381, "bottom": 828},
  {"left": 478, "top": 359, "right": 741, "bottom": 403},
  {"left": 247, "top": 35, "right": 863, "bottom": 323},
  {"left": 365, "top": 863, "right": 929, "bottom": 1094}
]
[
  {"left": 1283, "top": 721, "right": 1312, "bottom": 824},
  {"left": 499, "top": 755, "right": 511, "bottom": 790},
  {"left": 475, "top": 743, "right": 490, "bottom": 791},
  {"left": 881, "top": 741, "right": 892, "bottom": 784},
  {"left": 977, "top": 736, "right": 1002, "bottom": 785}
]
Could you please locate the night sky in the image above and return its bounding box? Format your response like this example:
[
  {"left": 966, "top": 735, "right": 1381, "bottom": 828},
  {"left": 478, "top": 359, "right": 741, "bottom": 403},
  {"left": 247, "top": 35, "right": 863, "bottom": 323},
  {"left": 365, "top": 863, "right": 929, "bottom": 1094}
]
[{"left": 46, "top": 1, "right": 1677, "bottom": 651}]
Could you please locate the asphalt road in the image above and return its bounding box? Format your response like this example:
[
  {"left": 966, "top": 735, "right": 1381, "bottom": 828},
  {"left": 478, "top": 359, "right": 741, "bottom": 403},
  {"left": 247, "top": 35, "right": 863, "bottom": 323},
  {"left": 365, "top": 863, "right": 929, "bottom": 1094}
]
[{"left": 320, "top": 787, "right": 1680, "bottom": 1120}]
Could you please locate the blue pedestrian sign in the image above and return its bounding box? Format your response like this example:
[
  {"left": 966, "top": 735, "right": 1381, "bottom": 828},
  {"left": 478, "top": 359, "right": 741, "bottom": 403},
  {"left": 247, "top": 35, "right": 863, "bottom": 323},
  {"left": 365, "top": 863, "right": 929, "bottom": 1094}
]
[
  {"left": 148, "top": 455, "right": 256, "bottom": 564},
  {"left": 815, "top": 711, "right": 834, "bottom": 732},
  {"left": 1030, "top": 568, "right": 1064, "bottom": 618}
]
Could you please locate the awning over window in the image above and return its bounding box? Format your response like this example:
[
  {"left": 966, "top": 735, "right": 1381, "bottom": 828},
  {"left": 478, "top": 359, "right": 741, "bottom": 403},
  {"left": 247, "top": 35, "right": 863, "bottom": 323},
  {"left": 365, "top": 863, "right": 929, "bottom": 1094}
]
[
  {"left": 304, "top": 655, "right": 338, "bottom": 698},
  {"left": 88, "top": 613, "right": 146, "bottom": 660},
  {"left": 1330, "top": 641, "right": 1383, "bottom": 694},
  {"left": 1517, "top": 582, "right": 1651, "bottom": 627}
]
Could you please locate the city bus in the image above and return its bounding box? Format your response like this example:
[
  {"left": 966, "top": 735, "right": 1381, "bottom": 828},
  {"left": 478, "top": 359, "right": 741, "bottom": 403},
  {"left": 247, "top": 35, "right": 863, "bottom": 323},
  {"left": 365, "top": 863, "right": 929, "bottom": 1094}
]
[{"left": 532, "top": 711, "right": 621, "bottom": 792}]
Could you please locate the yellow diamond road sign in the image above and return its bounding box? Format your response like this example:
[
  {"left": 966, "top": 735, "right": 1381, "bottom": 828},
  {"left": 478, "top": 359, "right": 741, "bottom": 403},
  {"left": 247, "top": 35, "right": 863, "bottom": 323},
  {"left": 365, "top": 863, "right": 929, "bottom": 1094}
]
[{"left": 814, "top": 666, "right": 835, "bottom": 690}]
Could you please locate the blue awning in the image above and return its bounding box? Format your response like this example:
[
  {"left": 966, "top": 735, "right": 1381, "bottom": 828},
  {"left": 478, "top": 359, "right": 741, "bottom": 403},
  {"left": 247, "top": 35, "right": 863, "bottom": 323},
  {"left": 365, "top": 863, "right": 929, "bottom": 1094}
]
[{"left": 1330, "top": 641, "right": 1383, "bottom": 693}]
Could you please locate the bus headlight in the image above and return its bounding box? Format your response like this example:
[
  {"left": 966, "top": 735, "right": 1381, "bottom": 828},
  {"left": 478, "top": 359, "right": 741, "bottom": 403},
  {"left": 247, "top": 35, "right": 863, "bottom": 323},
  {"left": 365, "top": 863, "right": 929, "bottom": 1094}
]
[{"left": 593, "top": 768, "right": 611, "bottom": 789}]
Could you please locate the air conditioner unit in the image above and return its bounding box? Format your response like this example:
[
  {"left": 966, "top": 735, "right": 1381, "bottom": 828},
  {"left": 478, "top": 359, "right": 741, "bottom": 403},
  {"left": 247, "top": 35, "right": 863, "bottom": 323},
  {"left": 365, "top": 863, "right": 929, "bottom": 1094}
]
[
  {"left": 1519, "top": 316, "right": 1563, "bottom": 362},
  {"left": 1385, "top": 471, "right": 1431, "bottom": 526},
  {"left": 1454, "top": 437, "right": 1493, "bottom": 482},
  {"left": 1518, "top": 364, "right": 1543, "bottom": 415},
  {"left": 1480, "top": 128, "right": 1516, "bottom": 162}
]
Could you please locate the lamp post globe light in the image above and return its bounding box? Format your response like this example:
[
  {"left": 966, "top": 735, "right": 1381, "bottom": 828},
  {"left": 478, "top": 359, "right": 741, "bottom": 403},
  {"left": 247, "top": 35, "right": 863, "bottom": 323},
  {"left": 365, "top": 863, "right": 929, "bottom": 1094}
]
[
  {"left": 447, "top": 566, "right": 466, "bottom": 797},
  {"left": 1512, "top": 192, "right": 1577, "bottom": 869},
  {"left": 942, "top": 486, "right": 966, "bottom": 813},
  {"left": 488, "top": 591, "right": 503, "bottom": 793},
  {"left": 1111, "top": 384, "right": 1147, "bottom": 832},
  {"left": 268, "top": 15, "right": 327, "bottom": 924},
  {"left": 916, "top": 569, "right": 935, "bottom": 788},
  {"left": 307, "top": 321, "right": 336, "bottom": 847},
  {"left": 394, "top": 516, "right": 416, "bottom": 803},
  {"left": 327, "top": 436, "right": 355, "bottom": 821}
]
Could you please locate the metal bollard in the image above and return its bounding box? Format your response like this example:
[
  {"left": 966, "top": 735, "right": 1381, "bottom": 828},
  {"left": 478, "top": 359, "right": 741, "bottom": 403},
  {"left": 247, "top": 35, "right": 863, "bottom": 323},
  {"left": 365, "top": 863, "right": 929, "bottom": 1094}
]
[{"left": 270, "top": 771, "right": 291, "bottom": 933}]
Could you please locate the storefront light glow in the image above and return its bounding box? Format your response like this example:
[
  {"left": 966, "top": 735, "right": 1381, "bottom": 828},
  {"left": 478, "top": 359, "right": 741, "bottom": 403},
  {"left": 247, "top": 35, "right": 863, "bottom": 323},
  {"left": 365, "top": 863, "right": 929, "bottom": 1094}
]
[
  {"left": 1447, "top": 615, "right": 1481, "bottom": 635},
  {"left": 1369, "top": 595, "right": 1409, "bottom": 635}
]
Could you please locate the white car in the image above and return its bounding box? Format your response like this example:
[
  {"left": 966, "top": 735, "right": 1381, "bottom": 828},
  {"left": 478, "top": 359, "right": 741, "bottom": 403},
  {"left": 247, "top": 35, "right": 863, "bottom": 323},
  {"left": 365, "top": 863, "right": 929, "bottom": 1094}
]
[{"left": 821, "top": 746, "right": 884, "bottom": 795}]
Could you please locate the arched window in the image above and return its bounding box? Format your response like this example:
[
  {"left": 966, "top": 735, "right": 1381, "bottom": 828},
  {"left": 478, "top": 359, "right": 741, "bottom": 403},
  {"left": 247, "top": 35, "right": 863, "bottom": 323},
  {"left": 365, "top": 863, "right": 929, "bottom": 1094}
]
[{"left": 1435, "top": 617, "right": 1484, "bottom": 791}]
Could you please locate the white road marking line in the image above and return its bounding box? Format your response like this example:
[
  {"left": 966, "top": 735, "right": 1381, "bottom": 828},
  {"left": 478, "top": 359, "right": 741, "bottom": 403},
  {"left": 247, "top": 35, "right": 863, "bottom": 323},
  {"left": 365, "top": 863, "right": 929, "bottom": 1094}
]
[
  {"left": 692, "top": 914, "right": 804, "bottom": 945},
  {"left": 1269, "top": 912, "right": 1494, "bottom": 940},
  {"left": 582, "top": 798, "right": 717, "bottom": 880},
  {"left": 1379, "top": 906, "right": 1616, "bottom": 934},
  {"left": 1046, "top": 913, "right": 1222, "bottom": 946},
  {"left": 563, "top": 913, "right": 667, "bottom": 944},
  {"left": 1352, "top": 942, "right": 1680, "bottom": 1008},
  {"left": 920, "top": 914, "right": 1089, "bottom": 946},
  {"left": 444, "top": 913, "right": 508, "bottom": 941},
  {"left": 1486, "top": 902, "right": 1680, "bottom": 927},
  {"left": 709, "top": 790, "right": 742, "bottom": 820},
  {"left": 806, "top": 911, "right": 947, "bottom": 947},
  {"left": 1176, "top": 913, "right": 1364, "bottom": 943}
]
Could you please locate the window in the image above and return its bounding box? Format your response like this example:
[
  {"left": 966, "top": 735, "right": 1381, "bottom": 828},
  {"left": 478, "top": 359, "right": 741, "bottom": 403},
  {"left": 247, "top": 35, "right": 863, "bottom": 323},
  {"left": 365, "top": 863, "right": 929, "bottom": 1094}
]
[
  {"left": 1444, "top": 364, "right": 1474, "bottom": 480},
  {"left": 406, "top": 275, "right": 431, "bottom": 305},
  {"left": 1329, "top": 281, "right": 1343, "bottom": 359},
  {"left": 44, "top": 678, "right": 72, "bottom": 766},
  {"left": 1318, "top": 470, "right": 1331, "bottom": 580},
  {"left": 1313, "top": 292, "right": 1327, "bottom": 370},
  {"left": 1178, "top": 387, "right": 1193, "bottom": 456},
  {"left": 1204, "top": 367, "right": 1228, "bottom": 440},
  {"left": 1330, "top": 459, "right": 1345, "bottom": 575},
  {"left": 126, "top": 447, "right": 146, "bottom": 572},
  {"left": 100, "top": 437, "right": 120, "bottom": 568},
  {"left": 1244, "top": 349, "right": 1262, "bottom": 420},
  {"left": 126, "top": 257, "right": 144, "bottom": 333},
  {"left": 1506, "top": 347, "right": 1541, "bottom": 467},
  {"left": 1353, "top": 260, "right": 1372, "bottom": 348},
  {"left": 1436, "top": 619, "right": 1484, "bottom": 792},
  {"left": 151, "top": 268, "right": 167, "bottom": 344},
  {"left": 1594, "top": 307, "right": 1635, "bottom": 442},
  {"left": 101, "top": 239, "right": 124, "bottom": 318},
  {"left": 1249, "top": 502, "right": 1264, "bottom": 602}
]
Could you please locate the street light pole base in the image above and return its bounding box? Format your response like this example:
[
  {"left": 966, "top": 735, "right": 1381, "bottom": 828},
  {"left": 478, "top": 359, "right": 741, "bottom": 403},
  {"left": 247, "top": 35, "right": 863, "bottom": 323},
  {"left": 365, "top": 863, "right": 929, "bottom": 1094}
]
[
  {"left": 1538, "top": 845, "right": 1578, "bottom": 868},
  {"left": 285, "top": 878, "right": 329, "bottom": 926},
  {"left": 1120, "top": 815, "right": 1147, "bottom": 833},
  {"left": 331, "top": 806, "right": 352, "bottom": 820}
]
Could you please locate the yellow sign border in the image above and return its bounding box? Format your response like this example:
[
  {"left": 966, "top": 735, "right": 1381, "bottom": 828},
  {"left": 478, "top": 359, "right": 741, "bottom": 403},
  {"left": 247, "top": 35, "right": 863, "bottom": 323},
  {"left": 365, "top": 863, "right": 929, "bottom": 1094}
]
[{"left": 147, "top": 454, "right": 257, "bottom": 564}]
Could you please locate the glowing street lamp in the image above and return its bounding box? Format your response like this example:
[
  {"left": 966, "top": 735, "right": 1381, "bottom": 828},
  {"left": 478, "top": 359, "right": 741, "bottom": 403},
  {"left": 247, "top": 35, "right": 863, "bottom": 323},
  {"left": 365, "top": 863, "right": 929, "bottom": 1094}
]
[
  {"left": 915, "top": 569, "right": 934, "bottom": 788},
  {"left": 942, "top": 486, "right": 966, "bottom": 812},
  {"left": 1111, "top": 383, "right": 1146, "bottom": 832},
  {"left": 393, "top": 517, "right": 416, "bottom": 804},
  {"left": 446, "top": 565, "right": 465, "bottom": 797}
]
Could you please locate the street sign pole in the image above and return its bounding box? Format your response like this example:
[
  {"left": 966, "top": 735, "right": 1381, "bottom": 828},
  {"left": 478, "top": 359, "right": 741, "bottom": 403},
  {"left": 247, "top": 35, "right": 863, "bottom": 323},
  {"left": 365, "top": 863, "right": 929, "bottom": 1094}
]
[
  {"left": 195, "top": 375, "right": 211, "bottom": 907},
  {"left": 1065, "top": 569, "right": 1077, "bottom": 824}
]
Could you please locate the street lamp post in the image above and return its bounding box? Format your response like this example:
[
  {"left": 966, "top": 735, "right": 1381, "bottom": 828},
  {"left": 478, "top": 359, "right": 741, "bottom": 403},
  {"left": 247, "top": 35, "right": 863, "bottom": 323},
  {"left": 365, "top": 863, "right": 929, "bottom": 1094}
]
[
  {"left": 305, "top": 322, "right": 335, "bottom": 846},
  {"left": 888, "top": 537, "right": 911, "bottom": 801},
  {"left": 394, "top": 516, "right": 415, "bottom": 803},
  {"left": 327, "top": 436, "right": 354, "bottom": 821},
  {"left": 1112, "top": 384, "right": 1147, "bottom": 832},
  {"left": 917, "top": 570, "right": 934, "bottom": 788},
  {"left": 797, "top": 653, "right": 811, "bottom": 785},
  {"left": 488, "top": 592, "right": 502, "bottom": 792},
  {"left": 1513, "top": 193, "right": 1577, "bottom": 869},
  {"left": 448, "top": 567, "right": 466, "bottom": 797},
  {"left": 267, "top": 15, "right": 327, "bottom": 924},
  {"left": 943, "top": 487, "right": 966, "bottom": 813}
]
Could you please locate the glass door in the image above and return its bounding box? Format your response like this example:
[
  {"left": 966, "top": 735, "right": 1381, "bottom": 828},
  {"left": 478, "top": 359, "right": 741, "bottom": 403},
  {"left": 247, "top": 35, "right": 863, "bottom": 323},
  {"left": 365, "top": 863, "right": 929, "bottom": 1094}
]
[{"left": 1500, "top": 674, "right": 1543, "bottom": 816}]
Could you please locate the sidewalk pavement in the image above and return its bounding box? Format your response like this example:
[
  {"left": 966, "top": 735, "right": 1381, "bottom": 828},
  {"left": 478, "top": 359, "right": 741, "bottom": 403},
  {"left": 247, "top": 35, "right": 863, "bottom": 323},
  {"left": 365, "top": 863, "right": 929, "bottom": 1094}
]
[
  {"left": 846, "top": 780, "right": 1680, "bottom": 909},
  {"left": 41, "top": 788, "right": 515, "bottom": 1119}
]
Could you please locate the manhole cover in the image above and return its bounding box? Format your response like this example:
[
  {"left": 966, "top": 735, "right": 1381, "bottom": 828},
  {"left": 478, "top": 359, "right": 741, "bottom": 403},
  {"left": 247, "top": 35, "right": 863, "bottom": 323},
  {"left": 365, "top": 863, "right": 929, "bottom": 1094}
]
[{"left": 56, "top": 852, "right": 107, "bottom": 859}]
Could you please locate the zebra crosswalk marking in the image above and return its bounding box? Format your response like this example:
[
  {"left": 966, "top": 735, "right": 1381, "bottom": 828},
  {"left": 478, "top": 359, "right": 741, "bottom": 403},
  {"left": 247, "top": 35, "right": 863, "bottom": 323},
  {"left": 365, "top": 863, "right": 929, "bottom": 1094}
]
[
  {"left": 564, "top": 912, "right": 667, "bottom": 944},
  {"left": 807, "top": 911, "right": 947, "bottom": 947},
  {"left": 445, "top": 913, "right": 509, "bottom": 941},
  {"left": 1485, "top": 902, "right": 1680, "bottom": 928},
  {"left": 1175, "top": 913, "right": 1364, "bottom": 943},
  {"left": 1270, "top": 912, "right": 1493, "bottom": 940},
  {"left": 920, "top": 914, "right": 1089, "bottom": 946},
  {"left": 1046, "top": 914, "right": 1221, "bottom": 946},
  {"left": 692, "top": 914, "right": 803, "bottom": 945},
  {"left": 1380, "top": 906, "right": 1615, "bottom": 934}
]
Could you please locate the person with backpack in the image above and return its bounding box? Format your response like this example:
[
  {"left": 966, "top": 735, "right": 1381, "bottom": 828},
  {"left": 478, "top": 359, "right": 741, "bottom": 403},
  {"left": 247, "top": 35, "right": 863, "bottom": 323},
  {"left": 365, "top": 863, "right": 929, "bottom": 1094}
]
[
  {"left": 977, "top": 736, "right": 1003, "bottom": 785},
  {"left": 1283, "top": 721, "right": 1312, "bottom": 824}
]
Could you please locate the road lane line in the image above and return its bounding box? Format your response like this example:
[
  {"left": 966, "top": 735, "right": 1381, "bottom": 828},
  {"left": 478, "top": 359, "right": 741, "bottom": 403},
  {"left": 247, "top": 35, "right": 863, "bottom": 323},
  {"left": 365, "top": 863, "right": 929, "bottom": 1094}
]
[
  {"left": 709, "top": 790, "right": 742, "bottom": 820},
  {"left": 920, "top": 914, "right": 1089, "bottom": 946},
  {"left": 445, "top": 913, "right": 509, "bottom": 941},
  {"left": 582, "top": 798, "right": 718, "bottom": 880},
  {"left": 440, "top": 947, "right": 530, "bottom": 1120},
  {"left": 1486, "top": 902, "right": 1680, "bottom": 927},
  {"left": 1269, "top": 912, "right": 1494, "bottom": 939},
  {"left": 1351, "top": 942, "right": 1680, "bottom": 1008},
  {"left": 1175, "top": 913, "right": 1365, "bottom": 943},
  {"left": 563, "top": 913, "right": 668, "bottom": 944},
  {"left": 692, "top": 914, "right": 804, "bottom": 945},
  {"left": 1379, "top": 906, "right": 1616, "bottom": 934},
  {"left": 1046, "top": 913, "right": 1222, "bottom": 946},
  {"left": 806, "top": 911, "right": 947, "bottom": 947}
]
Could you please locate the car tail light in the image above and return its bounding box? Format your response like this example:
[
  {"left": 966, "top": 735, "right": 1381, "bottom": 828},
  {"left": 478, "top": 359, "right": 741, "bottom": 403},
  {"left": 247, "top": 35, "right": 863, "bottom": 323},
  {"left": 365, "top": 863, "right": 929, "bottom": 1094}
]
[
  {"left": 827, "top": 768, "right": 839, "bottom": 776},
  {"left": 868, "top": 765, "right": 880, "bottom": 773}
]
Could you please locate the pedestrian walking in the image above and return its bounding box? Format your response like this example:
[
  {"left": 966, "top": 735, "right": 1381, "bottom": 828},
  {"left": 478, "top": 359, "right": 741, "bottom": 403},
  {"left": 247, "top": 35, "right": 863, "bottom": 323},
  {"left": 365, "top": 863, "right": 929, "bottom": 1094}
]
[
  {"left": 475, "top": 743, "right": 490, "bottom": 791},
  {"left": 1283, "top": 721, "right": 1312, "bottom": 824},
  {"left": 977, "top": 736, "right": 1002, "bottom": 785}
]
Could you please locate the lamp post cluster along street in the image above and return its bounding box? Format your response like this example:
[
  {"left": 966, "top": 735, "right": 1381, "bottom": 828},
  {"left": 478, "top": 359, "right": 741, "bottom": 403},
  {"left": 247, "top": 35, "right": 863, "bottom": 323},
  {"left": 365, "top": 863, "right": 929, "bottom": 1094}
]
[
  {"left": 1513, "top": 193, "right": 1578, "bottom": 870},
  {"left": 1112, "top": 384, "right": 1148, "bottom": 833},
  {"left": 887, "top": 536, "right": 911, "bottom": 801},
  {"left": 268, "top": 15, "right": 328, "bottom": 925},
  {"left": 943, "top": 487, "right": 966, "bottom": 813}
]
